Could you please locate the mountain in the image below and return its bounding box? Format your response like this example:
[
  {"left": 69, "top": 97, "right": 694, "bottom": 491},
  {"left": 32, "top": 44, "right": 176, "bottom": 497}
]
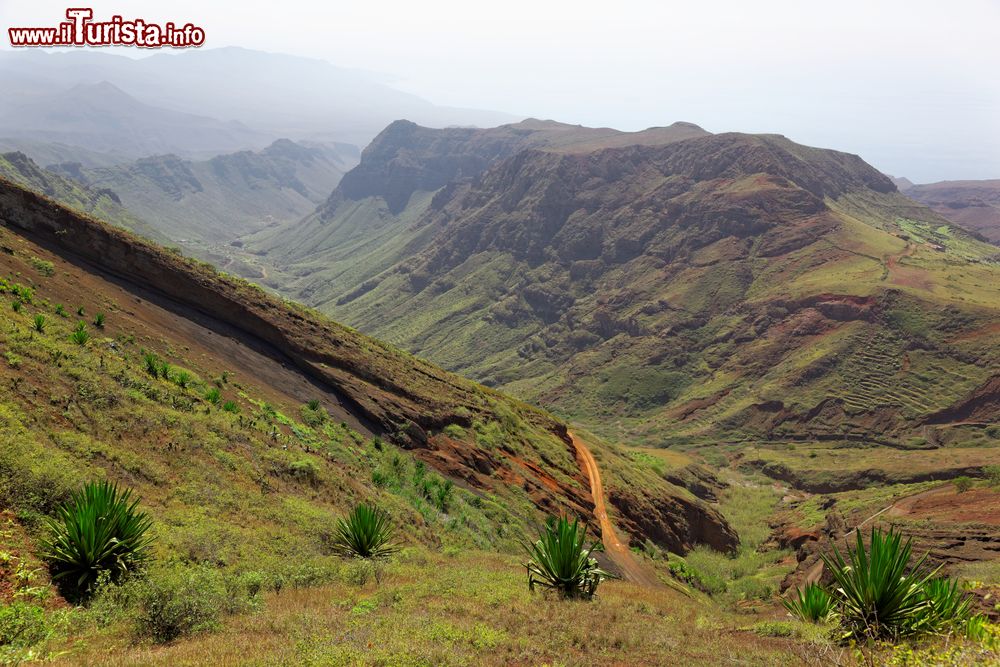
[
  {"left": 246, "top": 118, "right": 709, "bottom": 293},
  {"left": 0, "top": 80, "right": 274, "bottom": 161},
  {"left": 890, "top": 175, "right": 915, "bottom": 191},
  {"left": 252, "top": 120, "right": 1000, "bottom": 449},
  {"left": 901, "top": 179, "right": 1000, "bottom": 245},
  {"left": 51, "top": 139, "right": 359, "bottom": 248},
  {"left": 0, "top": 151, "right": 168, "bottom": 244},
  {"left": 0, "top": 49, "right": 521, "bottom": 149}
]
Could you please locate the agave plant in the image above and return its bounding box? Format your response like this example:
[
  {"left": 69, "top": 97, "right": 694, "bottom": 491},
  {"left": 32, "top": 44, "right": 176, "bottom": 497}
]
[
  {"left": 40, "top": 481, "right": 154, "bottom": 597},
  {"left": 330, "top": 503, "right": 397, "bottom": 559},
  {"left": 784, "top": 582, "right": 836, "bottom": 623},
  {"left": 142, "top": 351, "right": 160, "bottom": 377},
  {"left": 70, "top": 322, "right": 90, "bottom": 345},
  {"left": 823, "top": 527, "right": 939, "bottom": 640},
  {"left": 523, "top": 516, "right": 610, "bottom": 599}
]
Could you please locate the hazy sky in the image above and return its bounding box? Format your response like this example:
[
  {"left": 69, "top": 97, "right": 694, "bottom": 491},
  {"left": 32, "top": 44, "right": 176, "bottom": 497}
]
[{"left": 2, "top": 0, "right": 998, "bottom": 182}]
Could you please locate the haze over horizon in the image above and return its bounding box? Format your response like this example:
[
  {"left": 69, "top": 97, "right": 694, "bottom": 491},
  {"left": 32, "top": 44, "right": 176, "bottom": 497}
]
[{"left": 1, "top": 0, "right": 998, "bottom": 183}]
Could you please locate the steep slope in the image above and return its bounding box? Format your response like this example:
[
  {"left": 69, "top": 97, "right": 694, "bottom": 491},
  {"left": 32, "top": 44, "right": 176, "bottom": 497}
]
[
  {"left": 258, "top": 122, "right": 1000, "bottom": 448},
  {"left": 52, "top": 139, "right": 359, "bottom": 246},
  {"left": 902, "top": 179, "right": 1000, "bottom": 245},
  {"left": 0, "top": 151, "right": 168, "bottom": 244},
  {"left": 0, "top": 175, "right": 736, "bottom": 572}
]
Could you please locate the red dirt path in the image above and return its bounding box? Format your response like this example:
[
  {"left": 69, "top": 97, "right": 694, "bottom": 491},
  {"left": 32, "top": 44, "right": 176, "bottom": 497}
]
[{"left": 570, "top": 432, "right": 661, "bottom": 588}]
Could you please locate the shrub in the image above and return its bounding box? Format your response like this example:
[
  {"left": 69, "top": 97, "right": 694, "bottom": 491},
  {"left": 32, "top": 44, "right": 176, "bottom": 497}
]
[
  {"left": 76, "top": 306, "right": 85, "bottom": 317},
  {"left": 29, "top": 257, "right": 54, "bottom": 277},
  {"left": 158, "top": 361, "right": 171, "bottom": 380},
  {"left": 54, "top": 304, "right": 66, "bottom": 317},
  {"left": 132, "top": 566, "right": 257, "bottom": 643},
  {"left": 522, "top": 516, "right": 609, "bottom": 599},
  {"left": 288, "top": 459, "right": 319, "bottom": 484},
  {"left": 667, "top": 553, "right": 726, "bottom": 595},
  {"left": 70, "top": 323, "right": 89, "bottom": 346},
  {"left": 330, "top": 504, "right": 397, "bottom": 559},
  {"left": 40, "top": 481, "right": 154, "bottom": 598},
  {"left": 300, "top": 401, "right": 327, "bottom": 427},
  {"left": 954, "top": 476, "right": 973, "bottom": 493},
  {"left": 204, "top": 387, "right": 221, "bottom": 405},
  {"left": 174, "top": 371, "right": 191, "bottom": 389},
  {"left": 11, "top": 300, "right": 21, "bottom": 313},
  {"left": 823, "top": 527, "right": 939, "bottom": 640},
  {"left": 32, "top": 315, "right": 46, "bottom": 333},
  {"left": 986, "top": 465, "right": 1000, "bottom": 487},
  {"left": 93, "top": 313, "right": 105, "bottom": 328},
  {"left": 222, "top": 401, "right": 240, "bottom": 414},
  {"left": 0, "top": 601, "right": 50, "bottom": 653},
  {"left": 433, "top": 479, "right": 454, "bottom": 512},
  {"left": 784, "top": 583, "right": 836, "bottom": 623}
]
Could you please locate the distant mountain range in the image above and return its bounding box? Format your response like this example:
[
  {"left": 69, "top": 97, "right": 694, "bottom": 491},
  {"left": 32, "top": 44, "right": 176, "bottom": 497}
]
[
  {"left": 0, "top": 48, "right": 522, "bottom": 160},
  {"left": 0, "top": 80, "right": 271, "bottom": 161}
]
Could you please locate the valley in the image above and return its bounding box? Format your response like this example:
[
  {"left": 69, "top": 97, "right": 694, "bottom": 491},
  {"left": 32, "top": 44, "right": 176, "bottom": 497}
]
[{"left": 0, "top": 105, "right": 998, "bottom": 666}]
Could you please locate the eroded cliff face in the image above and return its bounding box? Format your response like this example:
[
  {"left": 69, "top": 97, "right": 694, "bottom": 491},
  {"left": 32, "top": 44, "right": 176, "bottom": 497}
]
[
  {"left": 330, "top": 118, "right": 711, "bottom": 214},
  {"left": 611, "top": 486, "right": 740, "bottom": 554}
]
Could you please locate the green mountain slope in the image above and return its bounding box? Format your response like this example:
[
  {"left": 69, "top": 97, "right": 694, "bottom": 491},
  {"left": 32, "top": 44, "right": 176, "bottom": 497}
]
[
  {"left": 255, "top": 122, "right": 1000, "bottom": 448},
  {"left": 54, "top": 139, "right": 359, "bottom": 248},
  {"left": 0, "top": 151, "right": 168, "bottom": 244}
]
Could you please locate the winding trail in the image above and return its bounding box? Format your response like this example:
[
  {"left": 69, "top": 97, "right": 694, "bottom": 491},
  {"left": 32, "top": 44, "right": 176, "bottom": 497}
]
[
  {"left": 801, "top": 482, "right": 953, "bottom": 586},
  {"left": 569, "top": 431, "right": 661, "bottom": 588}
]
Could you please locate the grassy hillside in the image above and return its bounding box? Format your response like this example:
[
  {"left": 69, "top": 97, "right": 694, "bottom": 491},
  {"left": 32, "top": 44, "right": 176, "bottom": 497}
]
[
  {"left": 0, "top": 176, "right": 772, "bottom": 663},
  {"left": 251, "top": 124, "right": 1000, "bottom": 451}
]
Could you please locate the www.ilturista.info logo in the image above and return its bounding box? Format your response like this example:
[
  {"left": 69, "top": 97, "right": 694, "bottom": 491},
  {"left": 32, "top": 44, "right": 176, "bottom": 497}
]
[{"left": 8, "top": 8, "right": 206, "bottom": 48}]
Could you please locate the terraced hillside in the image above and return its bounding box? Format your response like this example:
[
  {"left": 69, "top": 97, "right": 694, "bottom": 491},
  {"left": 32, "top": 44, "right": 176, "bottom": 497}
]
[{"left": 249, "top": 121, "right": 1000, "bottom": 448}]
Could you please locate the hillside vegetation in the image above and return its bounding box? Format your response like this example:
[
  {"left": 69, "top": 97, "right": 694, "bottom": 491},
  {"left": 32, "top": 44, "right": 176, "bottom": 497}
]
[
  {"left": 246, "top": 121, "right": 1000, "bottom": 450},
  {"left": 0, "top": 176, "right": 764, "bottom": 663}
]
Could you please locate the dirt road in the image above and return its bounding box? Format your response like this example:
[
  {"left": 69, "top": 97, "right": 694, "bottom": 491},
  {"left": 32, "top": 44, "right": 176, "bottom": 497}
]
[{"left": 569, "top": 432, "right": 661, "bottom": 588}]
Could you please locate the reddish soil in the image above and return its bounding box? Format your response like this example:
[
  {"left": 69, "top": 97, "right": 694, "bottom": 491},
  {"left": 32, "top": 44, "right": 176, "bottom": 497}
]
[
  {"left": 889, "top": 485, "right": 1000, "bottom": 526},
  {"left": 570, "top": 432, "right": 660, "bottom": 588}
]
